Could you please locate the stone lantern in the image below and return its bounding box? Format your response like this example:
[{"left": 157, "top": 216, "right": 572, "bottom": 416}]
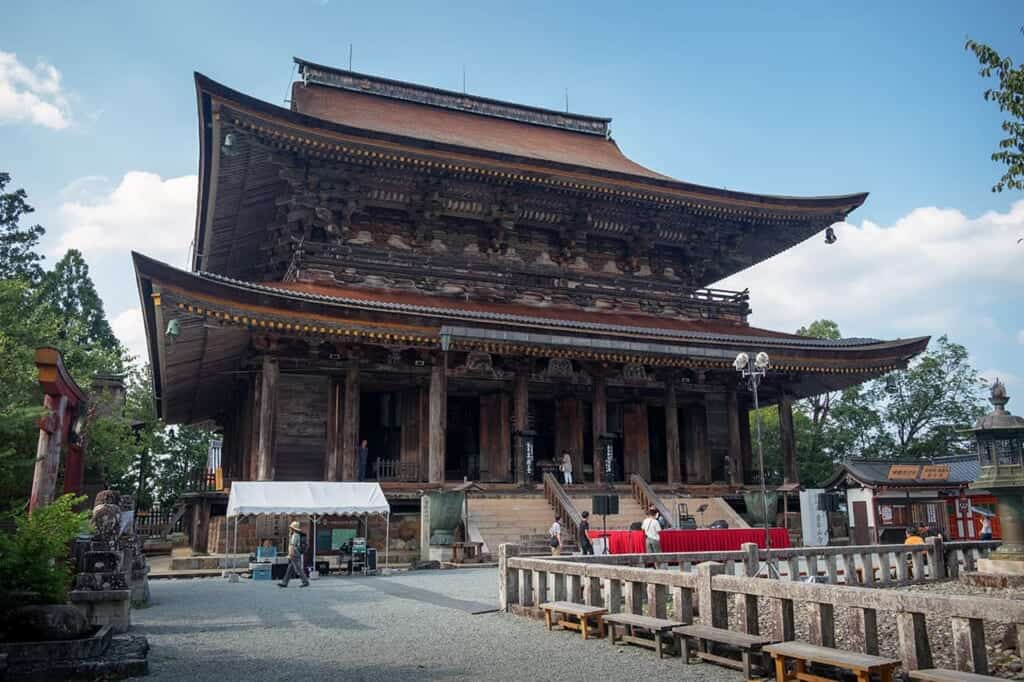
[{"left": 971, "top": 379, "right": 1024, "bottom": 573}]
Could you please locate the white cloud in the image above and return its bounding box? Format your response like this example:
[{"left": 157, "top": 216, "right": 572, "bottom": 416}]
[
  {"left": 0, "top": 51, "right": 71, "bottom": 129},
  {"left": 717, "top": 201, "right": 1024, "bottom": 340},
  {"left": 112, "top": 306, "right": 147, "bottom": 364},
  {"left": 55, "top": 171, "right": 198, "bottom": 267}
]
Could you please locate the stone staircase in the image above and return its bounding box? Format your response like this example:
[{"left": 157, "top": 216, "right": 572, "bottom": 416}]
[{"left": 469, "top": 496, "right": 576, "bottom": 556}]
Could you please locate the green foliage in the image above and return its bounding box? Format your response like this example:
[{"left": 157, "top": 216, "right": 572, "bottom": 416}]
[
  {"left": 0, "top": 174, "right": 128, "bottom": 509},
  {"left": 0, "top": 172, "right": 45, "bottom": 283},
  {"left": 965, "top": 36, "right": 1024, "bottom": 192},
  {"left": 149, "top": 425, "right": 213, "bottom": 508},
  {"left": 0, "top": 494, "right": 92, "bottom": 607},
  {"left": 749, "top": 322, "right": 986, "bottom": 487}
]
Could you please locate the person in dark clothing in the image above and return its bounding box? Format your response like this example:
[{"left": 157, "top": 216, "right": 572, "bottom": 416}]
[
  {"left": 357, "top": 439, "right": 369, "bottom": 481},
  {"left": 578, "top": 511, "right": 594, "bottom": 555}
]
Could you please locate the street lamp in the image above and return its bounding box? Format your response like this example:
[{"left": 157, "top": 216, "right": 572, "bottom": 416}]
[{"left": 735, "top": 350, "right": 778, "bottom": 576}]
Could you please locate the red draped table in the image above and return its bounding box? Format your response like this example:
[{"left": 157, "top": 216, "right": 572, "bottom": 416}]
[{"left": 588, "top": 528, "right": 789, "bottom": 555}]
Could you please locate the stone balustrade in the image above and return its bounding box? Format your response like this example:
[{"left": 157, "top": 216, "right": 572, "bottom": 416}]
[{"left": 499, "top": 539, "right": 1009, "bottom": 674}]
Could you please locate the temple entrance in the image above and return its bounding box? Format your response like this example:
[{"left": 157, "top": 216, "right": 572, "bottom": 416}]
[
  {"left": 648, "top": 406, "right": 667, "bottom": 483},
  {"left": 529, "top": 399, "right": 556, "bottom": 482},
  {"left": 360, "top": 391, "right": 401, "bottom": 478},
  {"left": 446, "top": 396, "right": 480, "bottom": 480}
]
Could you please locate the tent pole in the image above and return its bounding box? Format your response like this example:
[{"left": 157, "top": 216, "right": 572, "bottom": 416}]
[
  {"left": 312, "top": 515, "right": 318, "bottom": 580},
  {"left": 233, "top": 515, "right": 238, "bottom": 575},
  {"left": 384, "top": 512, "right": 390, "bottom": 571}
]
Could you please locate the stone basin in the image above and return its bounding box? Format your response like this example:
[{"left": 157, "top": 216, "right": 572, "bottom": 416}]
[{"left": 0, "top": 625, "right": 111, "bottom": 663}]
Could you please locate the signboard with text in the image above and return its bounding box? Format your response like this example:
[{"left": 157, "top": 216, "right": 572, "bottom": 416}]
[{"left": 888, "top": 464, "right": 921, "bottom": 480}]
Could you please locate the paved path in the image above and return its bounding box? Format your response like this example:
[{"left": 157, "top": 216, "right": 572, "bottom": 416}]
[{"left": 133, "top": 568, "right": 741, "bottom": 681}]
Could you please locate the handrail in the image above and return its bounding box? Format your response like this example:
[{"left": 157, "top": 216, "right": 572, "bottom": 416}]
[
  {"left": 543, "top": 472, "right": 583, "bottom": 543},
  {"left": 629, "top": 474, "right": 673, "bottom": 528}
]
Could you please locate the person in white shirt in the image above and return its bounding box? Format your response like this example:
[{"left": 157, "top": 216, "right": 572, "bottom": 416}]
[
  {"left": 549, "top": 516, "right": 562, "bottom": 556},
  {"left": 560, "top": 450, "right": 573, "bottom": 486},
  {"left": 641, "top": 508, "right": 661, "bottom": 554},
  {"left": 980, "top": 516, "right": 993, "bottom": 540}
]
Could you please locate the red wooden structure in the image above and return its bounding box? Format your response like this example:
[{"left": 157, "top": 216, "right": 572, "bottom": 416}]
[{"left": 29, "top": 347, "right": 87, "bottom": 512}]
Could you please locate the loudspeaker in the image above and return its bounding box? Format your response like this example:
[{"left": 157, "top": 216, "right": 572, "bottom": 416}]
[{"left": 592, "top": 494, "right": 620, "bottom": 516}]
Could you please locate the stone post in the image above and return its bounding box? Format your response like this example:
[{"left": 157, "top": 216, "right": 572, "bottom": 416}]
[
  {"left": 697, "top": 562, "right": 727, "bottom": 628},
  {"left": 926, "top": 536, "right": 946, "bottom": 580},
  {"left": 498, "top": 543, "right": 521, "bottom": 611}
]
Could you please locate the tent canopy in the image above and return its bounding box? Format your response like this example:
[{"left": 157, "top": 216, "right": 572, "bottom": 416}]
[{"left": 227, "top": 481, "right": 390, "bottom": 517}]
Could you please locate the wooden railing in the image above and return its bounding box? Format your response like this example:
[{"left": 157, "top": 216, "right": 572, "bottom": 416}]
[
  {"left": 374, "top": 460, "right": 419, "bottom": 482},
  {"left": 133, "top": 505, "right": 187, "bottom": 537},
  {"left": 543, "top": 472, "right": 582, "bottom": 543},
  {"left": 499, "top": 538, "right": 1011, "bottom": 675},
  {"left": 185, "top": 468, "right": 218, "bottom": 493},
  {"left": 630, "top": 474, "right": 673, "bottom": 528}
]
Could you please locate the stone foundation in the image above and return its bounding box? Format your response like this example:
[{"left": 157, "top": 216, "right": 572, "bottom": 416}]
[
  {"left": 961, "top": 571, "right": 1024, "bottom": 588},
  {"left": 68, "top": 590, "right": 131, "bottom": 634},
  {"left": 0, "top": 625, "right": 148, "bottom": 681}
]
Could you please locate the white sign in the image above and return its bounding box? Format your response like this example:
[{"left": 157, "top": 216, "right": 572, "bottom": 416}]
[{"left": 880, "top": 505, "right": 893, "bottom": 523}]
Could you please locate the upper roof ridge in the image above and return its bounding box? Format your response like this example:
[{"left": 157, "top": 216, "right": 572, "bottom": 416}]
[{"left": 294, "top": 57, "right": 611, "bottom": 137}]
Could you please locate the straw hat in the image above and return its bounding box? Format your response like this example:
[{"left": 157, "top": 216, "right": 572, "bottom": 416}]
[{"left": 289, "top": 521, "right": 302, "bottom": 532}]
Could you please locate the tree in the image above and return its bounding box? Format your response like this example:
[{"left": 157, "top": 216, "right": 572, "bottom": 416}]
[
  {"left": 0, "top": 172, "right": 46, "bottom": 282},
  {"left": 149, "top": 425, "right": 213, "bottom": 508},
  {"left": 865, "top": 335, "right": 987, "bottom": 458},
  {"left": 966, "top": 36, "right": 1024, "bottom": 192},
  {"left": 35, "top": 250, "right": 122, "bottom": 359}
]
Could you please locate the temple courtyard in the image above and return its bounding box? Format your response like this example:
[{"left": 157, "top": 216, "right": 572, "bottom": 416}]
[{"left": 132, "top": 568, "right": 742, "bottom": 681}]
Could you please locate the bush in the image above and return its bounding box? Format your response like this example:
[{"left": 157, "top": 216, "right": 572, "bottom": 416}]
[{"left": 0, "top": 494, "right": 92, "bottom": 607}]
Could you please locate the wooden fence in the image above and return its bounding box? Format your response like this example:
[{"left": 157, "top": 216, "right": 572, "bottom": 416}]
[
  {"left": 374, "top": 460, "right": 419, "bottom": 482},
  {"left": 133, "top": 507, "right": 187, "bottom": 537},
  {"left": 499, "top": 538, "right": 1010, "bottom": 675}
]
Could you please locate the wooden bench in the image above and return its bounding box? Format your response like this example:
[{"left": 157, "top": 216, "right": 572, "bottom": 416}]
[
  {"left": 764, "top": 641, "right": 901, "bottom": 682},
  {"left": 909, "top": 670, "right": 1002, "bottom": 682},
  {"left": 539, "top": 601, "right": 608, "bottom": 640},
  {"left": 674, "top": 624, "right": 777, "bottom": 680},
  {"left": 602, "top": 613, "right": 683, "bottom": 658}
]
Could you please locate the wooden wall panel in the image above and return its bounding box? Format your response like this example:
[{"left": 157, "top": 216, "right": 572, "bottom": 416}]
[
  {"left": 623, "top": 402, "right": 650, "bottom": 480},
  {"left": 400, "top": 389, "right": 421, "bottom": 471},
  {"left": 555, "top": 398, "right": 584, "bottom": 480},
  {"left": 273, "top": 374, "right": 328, "bottom": 481},
  {"left": 705, "top": 394, "right": 729, "bottom": 483},
  {"left": 479, "top": 393, "right": 512, "bottom": 482}
]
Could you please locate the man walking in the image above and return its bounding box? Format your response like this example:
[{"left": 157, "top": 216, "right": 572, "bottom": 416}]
[
  {"left": 278, "top": 521, "right": 309, "bottom": 588},
  {"left": 549, "top": 515, "right": 562, "bottom": 556},
  {"left": 357, "top": 439, "right": 369, "bottom": 481}
]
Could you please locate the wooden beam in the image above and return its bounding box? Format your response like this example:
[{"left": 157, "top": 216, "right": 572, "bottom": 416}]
[
  {"left": 248, "top": 373, "right": 261, "bottom": 481},
  {"left": 256, "top": 357, "right": 278, "bottom": 481},
  {"left": 341, "top": 366, "right": 360, "bottom": 481},
  {"left": 779, "top": 393, "right": 799, "bottom": 484},
  {"left": 623, "top": 401, "right": 650, "bottom": 481},
  {"left": 555, "top": 398, "right": 584, "bottom": 482},
  {"left": 665, "top": 383, "right": 682, "bottom": 485},
  {"left": 428, "top": 355, "right": 447, "bottom": 483}
]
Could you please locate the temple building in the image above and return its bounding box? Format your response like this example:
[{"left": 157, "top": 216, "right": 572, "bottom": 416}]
[{"left": 135, "top": 58, "right": 928, "bottom": 504}]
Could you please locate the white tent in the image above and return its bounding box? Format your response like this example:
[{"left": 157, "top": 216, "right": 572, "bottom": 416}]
[{"left": 225, "top": 481, "right": 391, "bottom": 576}]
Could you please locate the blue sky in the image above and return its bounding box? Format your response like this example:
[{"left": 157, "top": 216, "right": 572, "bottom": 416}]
[{"left": 2, "top": 1, "right": 1023, "bottom": 399}]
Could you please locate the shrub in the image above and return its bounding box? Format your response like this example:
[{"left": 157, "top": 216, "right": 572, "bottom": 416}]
[{"left": 0, "top": 494, "right": 92, "bottom": 607}]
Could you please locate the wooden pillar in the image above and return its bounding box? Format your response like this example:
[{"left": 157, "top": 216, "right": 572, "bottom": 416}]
[
  {"left": 624, "top": 401, "right": 650, "bottom": 481},
  {"left": 665, "top": 383, "right": 682, "bottom": 485},
  {"left": 514, "top": 373, "right": 529, "bottom": 485},
  {"left": 418, "top": 386, "right": 429, "bottom": 482},
  {"left": 325, "top": 377, "right": 342, "bottom": 480},
  {"left": 739, "top": 399, "right": 753, "bottom": 485},
  {"left": 686, "top": 405, "right": 710, "bottom": 484},
  {"left": 341, "top": 367, "right": 360, "bottom": 481},
  {"left": 428, "top": 355, "right": 447, "bottom": 483},
  {"left": 400, "top": 389, "right": 421, "bottom": 475},
  {"left": 555, "top": 398, "right": 584, "bottom": 481},
  {"left": 727, "top": 389, "right": 744, "bottom": 486},
  {"left": 779, "top": 393, "right": 799, "bottom": 484},
  {"left": 591, "top": 376, "right": 607, "bottom": 485},
  {"left": 256, "top": 357, "right": 278, "bottom": 481},
  {"left": 248, "top": 373, "right": 262, "bottom": 481}
]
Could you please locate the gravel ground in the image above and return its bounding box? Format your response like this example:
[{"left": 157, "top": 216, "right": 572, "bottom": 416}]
[{"left": 134, "top": 569, "right": 742, "bottom": 682}]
